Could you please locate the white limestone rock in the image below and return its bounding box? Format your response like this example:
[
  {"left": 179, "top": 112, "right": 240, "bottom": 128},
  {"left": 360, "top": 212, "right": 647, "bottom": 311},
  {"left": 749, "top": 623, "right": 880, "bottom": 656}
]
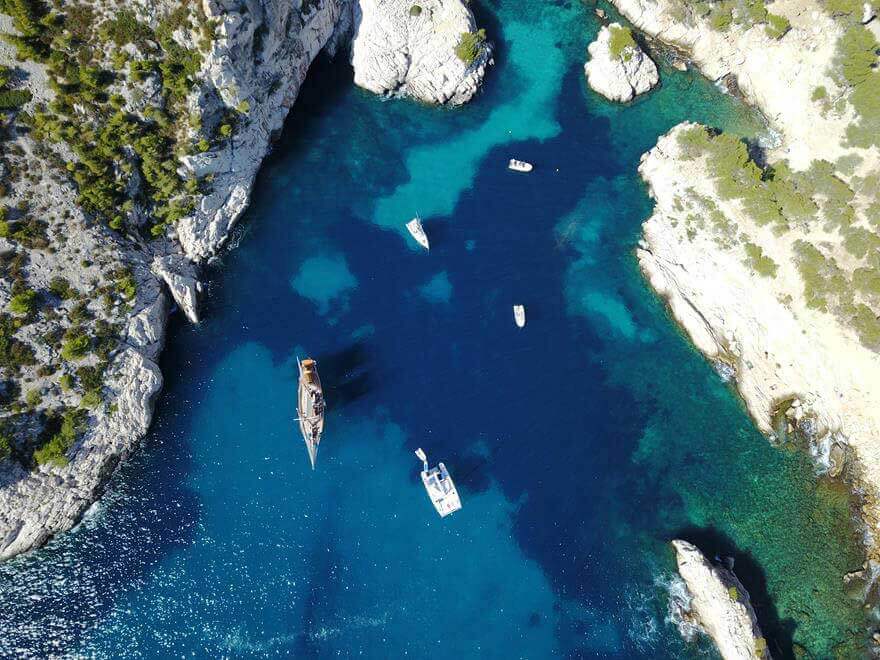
[
  {"left": 584, "top": 23, "right": 658, "bottom": 103},
  {"left": 152, "top": 254, "right": 201, "bottom": 324},
  {"left": 350, "top": 0, "right": 491, "bottom": 105},
  {"left": 177, "top": 0, "right": 349, "bottom": 262},
  {"left": 0, "top": 348, "right": 163, "bottom": 561},
  {"left": 672, "top": 540, "right": 770, "bottom": 660}
]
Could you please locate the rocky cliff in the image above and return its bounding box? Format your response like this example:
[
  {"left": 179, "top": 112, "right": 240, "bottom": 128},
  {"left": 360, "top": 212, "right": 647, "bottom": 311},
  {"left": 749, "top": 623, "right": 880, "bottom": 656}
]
[
  {"left": 672, "top": 540, "right": 770, "bottom": 660},
  {"left": 606, "top": 0, "right": 880, "bottom": 563},
  {"left": 584, "top": 22, "right": 658, "bottom": 103},
  {"left": 0, "top": 0, "right": 489, "bottom": 560}
]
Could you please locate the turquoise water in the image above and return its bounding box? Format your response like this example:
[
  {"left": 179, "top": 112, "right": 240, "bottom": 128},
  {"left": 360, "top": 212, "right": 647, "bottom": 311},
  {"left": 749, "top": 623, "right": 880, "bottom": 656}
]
[{"left": 0, "top": 0, "right": 868, "bottom": 657}]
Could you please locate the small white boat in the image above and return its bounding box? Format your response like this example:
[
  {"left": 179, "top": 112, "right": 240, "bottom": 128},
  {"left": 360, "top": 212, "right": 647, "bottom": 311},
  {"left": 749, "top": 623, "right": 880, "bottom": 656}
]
[
  {"left": 513, "top": 304, "right": 526, "bottom": 328},
  {"left": 508, "top": 159, "right": 533, "bottom": 173},
  {"left": 406, "top": 216, "right": 430, "bottom": 250},
  {"left": 414, "top": 448, "right": 462, "bottom": 517}
]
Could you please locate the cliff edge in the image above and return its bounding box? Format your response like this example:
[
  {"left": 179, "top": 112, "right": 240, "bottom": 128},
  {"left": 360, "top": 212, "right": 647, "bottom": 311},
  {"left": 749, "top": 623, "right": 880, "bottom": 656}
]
[
  {"left": 0, "top": 0, "right": 489, "bottom": 560},
  {"left": 672, "top": 540, "right": 770, "bottom": 660}
]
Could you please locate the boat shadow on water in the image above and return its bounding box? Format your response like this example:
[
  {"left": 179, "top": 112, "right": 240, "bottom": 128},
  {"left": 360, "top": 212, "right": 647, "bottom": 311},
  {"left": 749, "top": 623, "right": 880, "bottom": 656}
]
[
  {"left": 315, "top": 342, "right": 372, "bottom": 409},
  {"left": 672, "top": 525, "right": 796, "bottom": 660}
]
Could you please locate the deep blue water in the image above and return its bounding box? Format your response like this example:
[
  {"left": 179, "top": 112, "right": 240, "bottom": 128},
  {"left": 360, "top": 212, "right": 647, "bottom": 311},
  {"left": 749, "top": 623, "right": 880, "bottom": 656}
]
[{"left": 0, "top": 1, "right": 867, "bottom": 657}]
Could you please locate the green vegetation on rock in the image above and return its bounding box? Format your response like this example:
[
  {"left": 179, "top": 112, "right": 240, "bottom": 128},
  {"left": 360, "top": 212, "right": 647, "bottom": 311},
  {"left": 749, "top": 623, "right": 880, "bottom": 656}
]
[
  {"left": 455, "top": 28, "right": 486, "bottom": 65},
  {"left": 33, "top": 407, "right": 85, "bottom": 467},
  {"left": 744, "top": 241, "right": 778, "bottom": 277},
  {"left": 9, "top": 288, "right": 37, "bottom": 315},
  {"left": 764, "top": 13, "right": 790, "bottom": 39},
  {"left": 608, "top": 25, "right": 636, "bottom": 61},
  {"left": 60, "top": 327, "right": 90, "bottom": 361}
]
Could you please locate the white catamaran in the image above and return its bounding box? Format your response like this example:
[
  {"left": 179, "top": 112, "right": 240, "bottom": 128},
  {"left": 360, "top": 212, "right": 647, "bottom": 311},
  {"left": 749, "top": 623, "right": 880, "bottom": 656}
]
[
  {"left": 414, "top": 448, "right": 462, "bottom": 517},
  {"left": 296, "top": 357, "right": 325, "bottom": 469},
  {"left": 406, "top": 216, "right": 430, "bottom": 250},
  {"left": 508, "top": 158, "right": 533, "bottom": 173},
  {"left": 513, "top": 304, "right": 526, "bottom": 328}
]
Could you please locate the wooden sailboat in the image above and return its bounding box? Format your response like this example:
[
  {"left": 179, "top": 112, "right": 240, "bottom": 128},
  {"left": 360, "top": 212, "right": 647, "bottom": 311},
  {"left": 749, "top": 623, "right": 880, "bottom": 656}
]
[{"left": 296, "top": 357, "right": 325, "bottom": 469}]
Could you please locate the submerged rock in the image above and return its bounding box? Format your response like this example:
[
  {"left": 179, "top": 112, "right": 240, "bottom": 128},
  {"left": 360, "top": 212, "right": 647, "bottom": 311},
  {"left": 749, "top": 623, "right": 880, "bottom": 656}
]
[
  {"left": 350, "top": 0, "right": 492, "bottom": 105},
  {"left": 584, "top": 23, "right": 659, "bottom": 103},
  {"left": 671, "top": 540, "right": 770, "bottom": 660}
]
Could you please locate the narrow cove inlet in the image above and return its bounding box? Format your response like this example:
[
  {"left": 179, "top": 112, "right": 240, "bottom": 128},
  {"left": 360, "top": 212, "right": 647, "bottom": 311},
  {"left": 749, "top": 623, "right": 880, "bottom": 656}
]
[{"left": 0, "top": 0, "right": 871, "bottom": 657}]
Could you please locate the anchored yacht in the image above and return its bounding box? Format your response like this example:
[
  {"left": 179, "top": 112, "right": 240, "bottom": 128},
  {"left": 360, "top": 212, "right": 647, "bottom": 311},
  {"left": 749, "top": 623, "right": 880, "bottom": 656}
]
[
  {"left": 508, "top": 159, "right": 533, "bottom": 173},
  {"left": 513, "top": 304, "right": 526, "bottom": 328},
  {"left": 406, "top": 216, "right": 430, "bottom": 250},
  {"left": 414, "top": 448, "right": 462, "bottom": 517},
  {"left": 296, "top": 357, "right": 325, "bottom": 469}
]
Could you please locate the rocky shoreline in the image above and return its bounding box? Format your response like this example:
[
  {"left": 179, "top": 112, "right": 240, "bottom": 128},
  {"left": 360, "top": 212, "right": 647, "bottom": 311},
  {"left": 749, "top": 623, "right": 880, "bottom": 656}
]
[
  {"left": 602, "top": 0, "right": 880, "bottom": 652},
  {"left": 0, "top": 0, "right": 490, "bottom": 560},
  {"left": 671, "top": 540, "right": 769, "bottom": 660}
]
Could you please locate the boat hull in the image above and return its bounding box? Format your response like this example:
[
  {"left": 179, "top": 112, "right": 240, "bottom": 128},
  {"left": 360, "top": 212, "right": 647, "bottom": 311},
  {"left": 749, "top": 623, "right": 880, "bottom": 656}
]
[
  {"left": 406, "top": 218, "right": 430, "bottom": 250},
  {"left": 420, "top": 463, "right": 462, "bottom": 517},
  {"left": 297, "top": 358, "right": 325, "bottom": 469}
]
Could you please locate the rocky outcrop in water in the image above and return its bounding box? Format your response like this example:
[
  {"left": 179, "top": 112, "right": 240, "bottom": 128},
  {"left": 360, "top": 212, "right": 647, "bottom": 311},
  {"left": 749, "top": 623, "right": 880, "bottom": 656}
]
[
  {"left": 350, "top": 0, "right": 491, "bottom": 105},
  {"left": 672, "top": 540, "right": 770, "bottom": 660},
  {"left": 584, "top": 23, "right": 658, "bottom": 103}
]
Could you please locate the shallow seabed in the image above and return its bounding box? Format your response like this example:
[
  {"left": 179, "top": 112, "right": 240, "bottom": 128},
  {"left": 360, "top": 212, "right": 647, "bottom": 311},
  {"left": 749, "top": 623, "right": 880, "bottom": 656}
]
[{"left": 0, "top": 0, "right": 868, "bottom": 657}]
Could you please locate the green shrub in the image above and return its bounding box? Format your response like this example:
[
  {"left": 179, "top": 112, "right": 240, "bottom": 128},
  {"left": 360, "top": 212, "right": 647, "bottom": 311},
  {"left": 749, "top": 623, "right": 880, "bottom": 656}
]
[
  {"left": 218, "top": 123, "right": 232, "bottom": 138},
  {"left": 0, "top": 430, "right": 11, "bottom": 461},
  {"left": 59, "top": 373, "right": 73, "bottom": 391},
  {"left": 25, "top": 387, "right": 40, "bottom": 407},
  {"left": 709, "top": 2, "right": 734, "bottom": 30},
  {"left": 455, "top": 29, "right": 486, "bottom": 65},
  {"left": 80, "top": 390, "right": 101, "bottom": 409},
  {"left": 49, "top": 276, "right": 73, "bottom": 299},
  {"left": 743, "top": 242, "right": 778, "bottom": 277},
  {"left": 811, "top": 86, "right": 827, "bottom": 102},
  {"left": 0, "top": 313, "right": 35, "bottom": 368},
  {"left": 33, "top": 408, "right": 86, "bottom": 467},
  {"left": 608, "top": 25, "right": 636, "bottom": 61},
  {"left": 765, "top": 13, "right": 790, "bottom": 39},
  {"left": 100, "top": 10, "right": 152, "bottom": 47},
  {"left": 9, "top": 289, "right": 37, "bottom": 315},
  {"left": 850, "top": 303, "right": 880, "bottom": 348},
  {"left": 0, "top": 88, "right": 32, "bottom": 109},
  {"left": 409, "top": 4, "right": 422, "bottom": 16},
  {"left": 114, "top": 269, "right": 137, "bottom": 300},
  {"left": 836, "top": 25, "right": 880, "bottom": 148},
  {"left": 60, "top": 328, "right": 90, "bottom": 361}
]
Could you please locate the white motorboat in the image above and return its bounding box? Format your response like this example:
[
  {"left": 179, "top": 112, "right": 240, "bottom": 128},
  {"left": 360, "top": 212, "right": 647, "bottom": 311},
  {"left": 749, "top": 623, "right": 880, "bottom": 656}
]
[
  {"left": 508, "top": 159, "right": 533, "bottom": 173},
  {"left": 513, "top": 304, "right": 526, "bottom": 328},
  {"left": 414, "top": 448, "right": 462, "bottom": 517},
  {"left": 406, "top": 216, "right": 430, "bottom": 250}
]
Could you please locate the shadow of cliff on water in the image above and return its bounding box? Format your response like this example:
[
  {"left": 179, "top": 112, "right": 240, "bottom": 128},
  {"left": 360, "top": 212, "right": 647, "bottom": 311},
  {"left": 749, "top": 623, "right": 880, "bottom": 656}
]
[{"left": 673, "top": 526, "right": 796, "bottom": 660}]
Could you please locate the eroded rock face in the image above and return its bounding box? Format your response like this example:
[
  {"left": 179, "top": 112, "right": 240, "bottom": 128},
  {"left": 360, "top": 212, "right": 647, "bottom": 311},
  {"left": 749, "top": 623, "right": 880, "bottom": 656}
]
[
  {"left": 350, "top": 0, "right": 491, "bottom": 105},
  {"left": 0, "top": 348, "right": 163, "bottom": 561},
  {"left": 672, "top": 540, "right": 770, "bottom": 660},
  {"left": 177, "top": 0, "right": 349, "bottom": 263},
  {"left": 584, "top": 23, "right": 658, "bottom": 103},
  {"left": 0, "top": 0, "right": 492, "bottom": 561}
]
